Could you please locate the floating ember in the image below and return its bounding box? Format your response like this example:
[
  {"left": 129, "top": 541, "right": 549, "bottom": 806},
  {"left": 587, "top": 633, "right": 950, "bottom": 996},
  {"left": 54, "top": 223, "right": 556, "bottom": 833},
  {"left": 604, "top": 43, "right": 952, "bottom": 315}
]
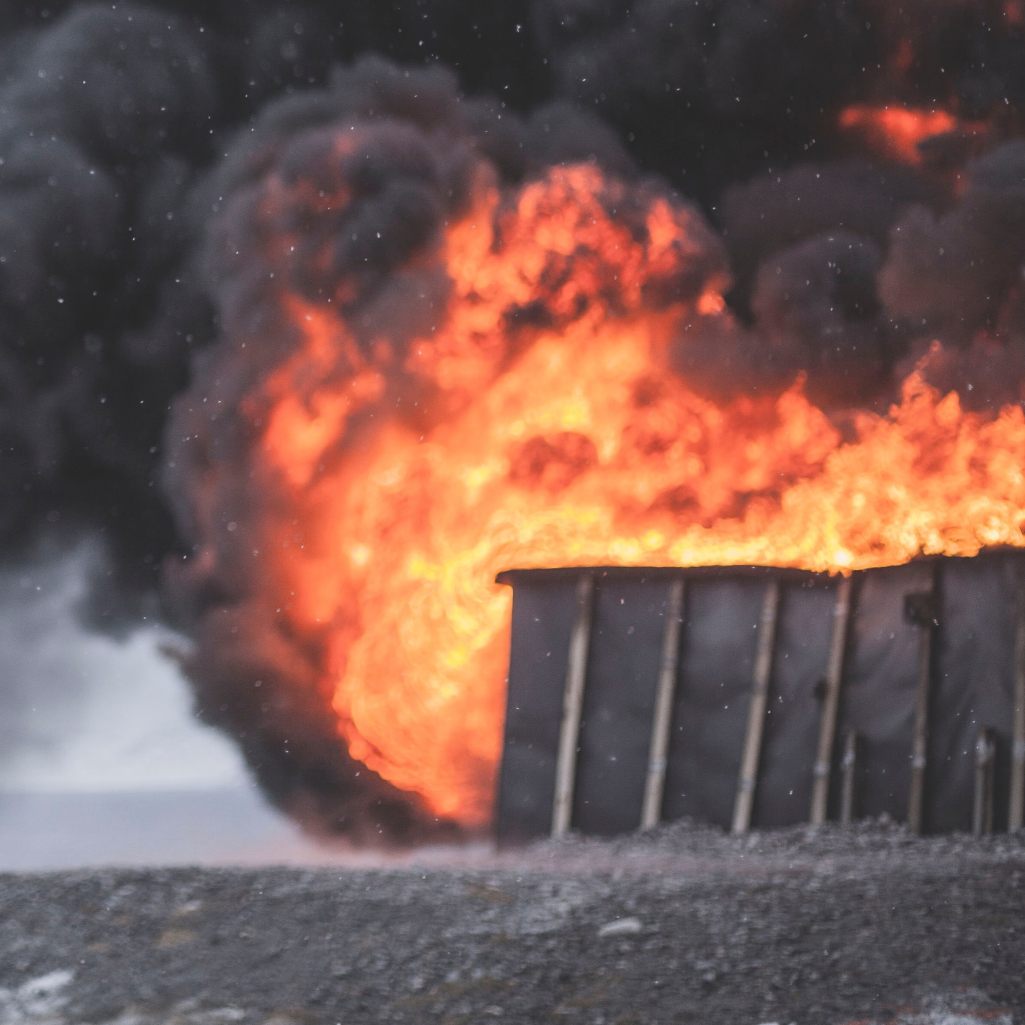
[{"left": 838, "top": 105, "right": 960, "bottom": 165}]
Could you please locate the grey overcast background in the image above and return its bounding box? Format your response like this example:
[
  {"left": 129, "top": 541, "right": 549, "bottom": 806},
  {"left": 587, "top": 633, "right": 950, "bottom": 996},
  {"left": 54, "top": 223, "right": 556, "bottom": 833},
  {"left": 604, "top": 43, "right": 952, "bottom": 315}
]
[{"left": 0, "top": 545, "right": 326, "bottom": 869}]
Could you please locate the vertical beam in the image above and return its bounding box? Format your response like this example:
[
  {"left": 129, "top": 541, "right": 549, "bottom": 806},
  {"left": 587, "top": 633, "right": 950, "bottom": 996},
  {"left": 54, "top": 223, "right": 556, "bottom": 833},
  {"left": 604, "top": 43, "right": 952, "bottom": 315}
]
[
  {"left": 840, "top": 730, "right": 859, "bottom": 827},
  {"left": 551, "top": 573, "right": 596, "bottom": 838},
  {"left": 905, "top": 575, "right": 938, "bottom": 836},
  {"left": 732, "top": 579, "right": 782, "bottom": 835},
  {"left": 1011, "top": 579, "right": 1025, "bottom": 833},
  {"left": 810, "top": 575, "right": 854, "bottom": 825},
  {"left": 640, "top": 577, "right": 686, "bottom": 830},
  {"left": 974, "top": 727, "right": 996, "bottom": 837},
  {"left": 907, "top": 623, "right": 933, "bottom": 834}
]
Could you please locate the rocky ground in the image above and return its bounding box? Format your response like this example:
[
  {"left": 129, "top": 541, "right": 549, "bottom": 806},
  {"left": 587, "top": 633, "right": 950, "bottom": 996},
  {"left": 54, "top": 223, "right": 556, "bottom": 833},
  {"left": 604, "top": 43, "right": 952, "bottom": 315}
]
[{"left": 0, "top": 820, "right": 1022, "bottom": 1025}]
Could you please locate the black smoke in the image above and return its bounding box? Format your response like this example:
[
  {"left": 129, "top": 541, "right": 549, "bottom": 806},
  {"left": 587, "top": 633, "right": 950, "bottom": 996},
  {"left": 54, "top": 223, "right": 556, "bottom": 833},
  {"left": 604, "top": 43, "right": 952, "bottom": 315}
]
[{"left": 1, "top": 0, "right": 1025, "bottom": 837}]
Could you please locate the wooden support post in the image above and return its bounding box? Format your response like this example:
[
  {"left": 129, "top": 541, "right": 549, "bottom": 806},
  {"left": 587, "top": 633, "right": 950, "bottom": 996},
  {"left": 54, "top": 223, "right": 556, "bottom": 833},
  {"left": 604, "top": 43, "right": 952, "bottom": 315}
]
[
  {"left": 840, "top": 730, "right": 859, "bottom": 827},
  {"left": 1011, "top": 581, "right": 1025, "bottom": 833},
  {"left": 810, "top": 576, "right": 854, "bottom": 825},
  {"left": 551, "top": 573, "right": 595, "bottom": 838},
  {"left": 640, "top": 578, "right": 686, "bottom": 830},
  {"left": 905, "top": 581, "right": 938, "bottom": 836},
  {"left": 973, "top": 727, "right": 996, "bottom": 837},
  {"left": 732, "top": 579, "right": 781, "bottom": 835}
]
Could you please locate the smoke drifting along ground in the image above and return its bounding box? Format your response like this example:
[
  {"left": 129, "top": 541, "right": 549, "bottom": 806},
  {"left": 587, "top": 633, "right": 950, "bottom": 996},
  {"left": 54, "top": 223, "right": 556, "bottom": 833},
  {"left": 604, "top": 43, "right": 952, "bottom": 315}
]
[{"left": 3, "top": 0, "right": 1025, "bottom": 837}]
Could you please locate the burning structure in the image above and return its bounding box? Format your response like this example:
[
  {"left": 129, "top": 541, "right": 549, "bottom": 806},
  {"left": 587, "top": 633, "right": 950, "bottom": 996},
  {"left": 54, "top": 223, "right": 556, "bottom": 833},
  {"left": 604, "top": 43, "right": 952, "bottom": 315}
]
[
  {"left": 497, "top": 556, "right": 1025, "bottom": 842},
  {"left": 5, "top": 0, "right": 1025, "bottom": 840}
]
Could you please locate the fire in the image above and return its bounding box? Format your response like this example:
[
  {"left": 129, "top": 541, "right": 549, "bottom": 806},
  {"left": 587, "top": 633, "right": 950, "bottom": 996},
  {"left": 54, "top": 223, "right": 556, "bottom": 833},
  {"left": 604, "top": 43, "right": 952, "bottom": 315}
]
[
  {"left": 252, "top": 162, "right": 1025, "bottom": 827},
  {"left": 838, "top": 104, "right": 959, "bottom": 164}
]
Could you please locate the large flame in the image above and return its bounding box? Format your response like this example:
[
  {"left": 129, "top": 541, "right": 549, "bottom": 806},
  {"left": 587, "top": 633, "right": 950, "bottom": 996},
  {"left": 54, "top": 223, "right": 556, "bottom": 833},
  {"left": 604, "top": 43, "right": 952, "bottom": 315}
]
[{"left": 252, "top": 163, "right": 1025, "bottom": 826}]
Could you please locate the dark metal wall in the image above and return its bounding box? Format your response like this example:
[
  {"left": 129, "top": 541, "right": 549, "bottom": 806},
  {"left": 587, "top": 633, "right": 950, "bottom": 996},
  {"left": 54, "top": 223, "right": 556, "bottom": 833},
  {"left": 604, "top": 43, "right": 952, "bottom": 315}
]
[{"left": 495, "top": 555, "right": 1023, "bottom": 843}]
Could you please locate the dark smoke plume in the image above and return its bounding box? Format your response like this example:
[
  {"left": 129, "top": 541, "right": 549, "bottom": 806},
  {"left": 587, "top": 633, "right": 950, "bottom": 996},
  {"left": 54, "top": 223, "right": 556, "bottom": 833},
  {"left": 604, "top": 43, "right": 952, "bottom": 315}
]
[
  {"left": 0, "top": 3, "right": 218, "bottom": 625},
  {"left": 2, "top": 0, "right": 1025, "bottom": 837}
]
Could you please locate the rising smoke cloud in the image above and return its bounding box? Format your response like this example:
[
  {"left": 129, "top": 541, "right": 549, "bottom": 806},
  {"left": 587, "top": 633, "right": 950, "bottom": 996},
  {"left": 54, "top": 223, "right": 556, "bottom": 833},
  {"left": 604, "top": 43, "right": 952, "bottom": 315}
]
[{"left": 1, "top": 0, "right": 1025, "bottom": 836}]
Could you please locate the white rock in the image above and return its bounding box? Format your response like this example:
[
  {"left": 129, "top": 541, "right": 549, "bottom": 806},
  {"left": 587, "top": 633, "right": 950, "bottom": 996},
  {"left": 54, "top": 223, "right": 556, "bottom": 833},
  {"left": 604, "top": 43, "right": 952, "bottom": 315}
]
[
  {"left": 597, "top": 917, "right": 642, "bottom": 937},
  {"left": 0, "top": 969, "right": 74, "bottom": 1025}
]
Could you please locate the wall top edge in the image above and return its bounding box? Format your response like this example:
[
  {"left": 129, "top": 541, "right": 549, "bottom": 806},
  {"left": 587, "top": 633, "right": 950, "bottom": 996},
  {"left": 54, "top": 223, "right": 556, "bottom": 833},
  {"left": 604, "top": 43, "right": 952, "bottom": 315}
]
[{"left": 495, "top": 549, "right": 1025, "bottom": 586}]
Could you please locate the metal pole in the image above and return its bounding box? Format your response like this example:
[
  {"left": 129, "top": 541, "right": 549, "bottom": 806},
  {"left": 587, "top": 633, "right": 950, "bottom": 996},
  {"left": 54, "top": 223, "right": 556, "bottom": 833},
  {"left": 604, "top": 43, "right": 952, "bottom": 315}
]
[
  {"left": 810, "top": 576, "right": 854, "bottom": 825},
  {"left": 641, "top": 578, "right": 686, "bottom": 830},
  {"left": 973, "top": 727, "right": 996, "bottom": 837},
  {"left": 840, "top": 729, "right": 859, "bottom": 826},
  {"left": 551, "top": 573, "right": 595, "bottom": 838},
  {"left": 905, "top": 578, "right": 938, "bottom": 836},
  {"left": 1011, "top": 580, "right": 1025, "bottom": 832},
  {"left": 732, "top": 579, "right": 781, "bottom": 835}
]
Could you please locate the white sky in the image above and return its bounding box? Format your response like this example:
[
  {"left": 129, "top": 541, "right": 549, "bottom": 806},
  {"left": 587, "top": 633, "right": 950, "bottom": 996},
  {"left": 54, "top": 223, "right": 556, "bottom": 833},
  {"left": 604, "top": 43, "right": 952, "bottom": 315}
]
[
  {"left": 0, "top": 545, "right": 250, "bottom": 793},
  {"left": 0, "top": 545, "right": 429, "bottom": 868}
]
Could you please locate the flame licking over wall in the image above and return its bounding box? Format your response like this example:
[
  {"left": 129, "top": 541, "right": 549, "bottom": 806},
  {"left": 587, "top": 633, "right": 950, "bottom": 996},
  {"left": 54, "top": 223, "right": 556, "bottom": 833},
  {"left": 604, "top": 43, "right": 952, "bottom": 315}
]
[{"left": 236, "top": 156, "right": 1025, "bottom": 828}]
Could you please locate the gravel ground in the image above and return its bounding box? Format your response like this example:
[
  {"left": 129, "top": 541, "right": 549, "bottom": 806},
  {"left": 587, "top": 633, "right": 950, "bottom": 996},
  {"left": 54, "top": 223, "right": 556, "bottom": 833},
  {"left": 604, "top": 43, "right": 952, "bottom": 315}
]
[{"left": 0, "top": 821, "right": 1022, "bottom": 1025}]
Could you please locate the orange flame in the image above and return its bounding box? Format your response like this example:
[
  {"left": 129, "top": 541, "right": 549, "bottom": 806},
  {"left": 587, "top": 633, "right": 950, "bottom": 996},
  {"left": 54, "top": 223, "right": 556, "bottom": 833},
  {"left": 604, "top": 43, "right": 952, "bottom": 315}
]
[
  {"left": 252, "top": 164, "right": 1025, "bottom": 826},
  {"left": 839, "top": 104, "right": 959, "bottom": 164}
]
